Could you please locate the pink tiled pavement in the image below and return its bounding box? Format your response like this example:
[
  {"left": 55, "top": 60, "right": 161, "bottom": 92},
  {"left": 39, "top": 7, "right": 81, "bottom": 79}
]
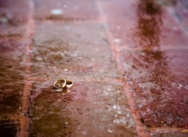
[
  {"left": 33, "top": 0, "right": 99, "bottom": 20},
  {"left": 0, "top": 0, "right": 188, "bottom": 137}
]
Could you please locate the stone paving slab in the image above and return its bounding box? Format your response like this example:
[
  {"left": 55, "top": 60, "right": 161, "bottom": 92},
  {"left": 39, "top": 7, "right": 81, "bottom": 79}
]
[
  {"left": 170, "top": 0, "right": 188, "bottom": 33},
  {"left": 30, "top": 81, "right": 137, "bottom": 137},
  {"left": 33, "top": 0, "right": 99, "bottom": 20},
  {"left": 0, "top": 0, "right": 29, "bottom": 37},
  {"left": 0, "top": 38, "right": 26, "bottom": 136},
  {"left": 0, "top": 0, "right": 188, "bottom": 136},
  {"left": 0, "top": 38, "right": 26, "bottom": 115},
  {"left": 118, "top": 49, "right": 188, "bottom": 128},
  {"left": 0, "top": 119, "right": 19, "bottom": 137},
  {"left": 0, "top": 26, "right": 26, "bottom": 38},
  {"left": 0, "top": 0, "right": 29, "bottom": 24},
  {"left": 100, "top": 0, "right": 188, "bottom": 50},
  {"left": 31, "top": 22, "right": 120, "bottom": 80},
  {"left": 152, "top": 132, "right": 188, "bottom": 137},
  {"left": 100, "top": 0, "right": 188, "bottom": 133}
]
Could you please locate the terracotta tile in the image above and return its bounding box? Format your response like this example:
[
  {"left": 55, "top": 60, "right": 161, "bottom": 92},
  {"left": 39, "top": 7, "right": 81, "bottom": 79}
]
[
  {"left": 30, "top": 81, "right": 137, "bottom": 137},
  {"left": 0, "top": 0, "right": 29, "bottom": 37},
  {"left": 171, "top": 0, "right": 188, "bottom": 32},
  {"left": 31, "top": 22, "right": 119, "bottom": 80},
  {"left": 33, "top": 0, "right": 99, "bottom": 20},
  {"left": 0, "top": 39, "right": 25, "bottom": 115},
  {"left": 0, "top": 0, "right": 29, "bottom": 24},
  {"left": 100, "top": 0, "right": 188, "bottom": 50},
  {"left": 0, "top": 120, "right": 19, "bottom": 137},
  {"left": 118, "top": 49, "right": 188, "bottom": 127},
  {"left": 152, "top": 132, "right": 188, "bottom": 137}
]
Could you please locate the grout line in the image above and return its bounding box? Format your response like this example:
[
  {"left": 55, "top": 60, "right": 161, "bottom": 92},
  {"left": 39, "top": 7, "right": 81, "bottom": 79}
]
[
  {"left": 95, "top": 1, "right": 150, "bottom": 137},
  {"left": 19, "top": 0, "right": 35, "bottom": 137}
]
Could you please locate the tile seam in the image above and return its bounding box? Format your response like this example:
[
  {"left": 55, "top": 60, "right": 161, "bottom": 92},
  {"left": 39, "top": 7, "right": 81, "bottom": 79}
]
[
  {"left": 95, "top": 1, "right": 150, "bottom": 137},
  {"left": 19, "top": 0, "right": 35, "bottom": 137}
]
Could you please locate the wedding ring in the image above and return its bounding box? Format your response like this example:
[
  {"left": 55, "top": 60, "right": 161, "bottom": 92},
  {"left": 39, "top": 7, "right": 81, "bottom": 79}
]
[
  {"left": 59, "top": 79, "right": 66, "bottom": 88},
  {"left": 53, "top": 79, "right": 73, "bottom": 93},
  {"left": 65, "top": 80, "right": 73, "bottom": 88},
  {"left": 54, "top": 79, "right": 66, "bottom": 89}
]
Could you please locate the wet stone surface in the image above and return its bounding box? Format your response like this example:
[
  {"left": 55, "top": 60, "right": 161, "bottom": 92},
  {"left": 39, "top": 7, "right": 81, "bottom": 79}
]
[
  {"left": 101, "top": 0, "right": 188, "bottom": 50},
  {"left": 0, "top": 26, "right": 26, "bottom": 38},
  {"left": 0, "top": 0, "right": 188, "bottom": 136},
  {"left": 33, "top": 0, "right": 98, "bottom": 20},
  {"left": 0, "top": 0, "right": 29, "bottom": 37},
  {"left": 0, "top": 120, "right": 19, "bottom": 137},
  {"left": 171, "top": 0, "right": 188, "bottom": 32},
  {"left": 101, "top": 0, "right": 188, "bottom": 129},
  {"left": 151, "top": 132, "right": 188, "bottom": 137},
  {"left": 0, "top": 39, "right": 25, "bottom": 115},
  {"left": 30, "top": 81, "right": 137, "bottom": 137},
  {"left": 119, "top": 49, "right": 188, "bottom": 128},
  {"left": 31, "top": 22, "right": 119, "bottom": 80}
]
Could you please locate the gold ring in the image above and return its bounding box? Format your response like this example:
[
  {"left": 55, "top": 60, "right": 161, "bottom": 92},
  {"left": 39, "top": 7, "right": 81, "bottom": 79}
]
[
  {"left": 54, "top": 79, "right": 66, "bottom": 89},
  {"left": 65, "top": 80, "right": 73, "bottom": 88}
]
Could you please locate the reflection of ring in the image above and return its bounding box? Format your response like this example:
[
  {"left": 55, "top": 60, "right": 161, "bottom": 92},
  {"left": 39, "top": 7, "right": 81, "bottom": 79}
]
[
  {"left": 54, "top": 79, "right": 66, "bottom": 89},
  {"left": 55, "top": 88, "right": 63, "bottom": 92},
  {"left": 65, "top": 80, "right": 73, "bottom": 88}
]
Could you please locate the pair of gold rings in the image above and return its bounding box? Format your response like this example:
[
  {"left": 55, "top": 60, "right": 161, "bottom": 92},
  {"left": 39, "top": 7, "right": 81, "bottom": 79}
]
[{"left": 54, "top": 79, "right": 73, "bottom": 92}]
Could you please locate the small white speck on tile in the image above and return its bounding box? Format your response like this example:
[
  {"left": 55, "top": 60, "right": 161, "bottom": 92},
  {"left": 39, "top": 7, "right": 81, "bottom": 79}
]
[
  {"left": 113, "top": 105, "right": 117, "bottom": 109},
  {"left": 113, "top": 38, "right": 121, "bottom": 44},
  {"left": 117, "top": 110, "right": 122, "bottom": 114},
  {"left": 51, "top": 9, "right": 63, "bottom": 15}
]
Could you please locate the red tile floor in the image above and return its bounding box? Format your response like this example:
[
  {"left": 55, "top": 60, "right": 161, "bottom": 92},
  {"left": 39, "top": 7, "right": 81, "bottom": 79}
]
[{"left": 0, "top": 0, "right": 188, "bottom": 137}]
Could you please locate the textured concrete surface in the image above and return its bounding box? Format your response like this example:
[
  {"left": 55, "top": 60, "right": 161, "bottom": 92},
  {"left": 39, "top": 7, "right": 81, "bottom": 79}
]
[{"left": 0, "top": 0, "right": 188, "bottom": 137}]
